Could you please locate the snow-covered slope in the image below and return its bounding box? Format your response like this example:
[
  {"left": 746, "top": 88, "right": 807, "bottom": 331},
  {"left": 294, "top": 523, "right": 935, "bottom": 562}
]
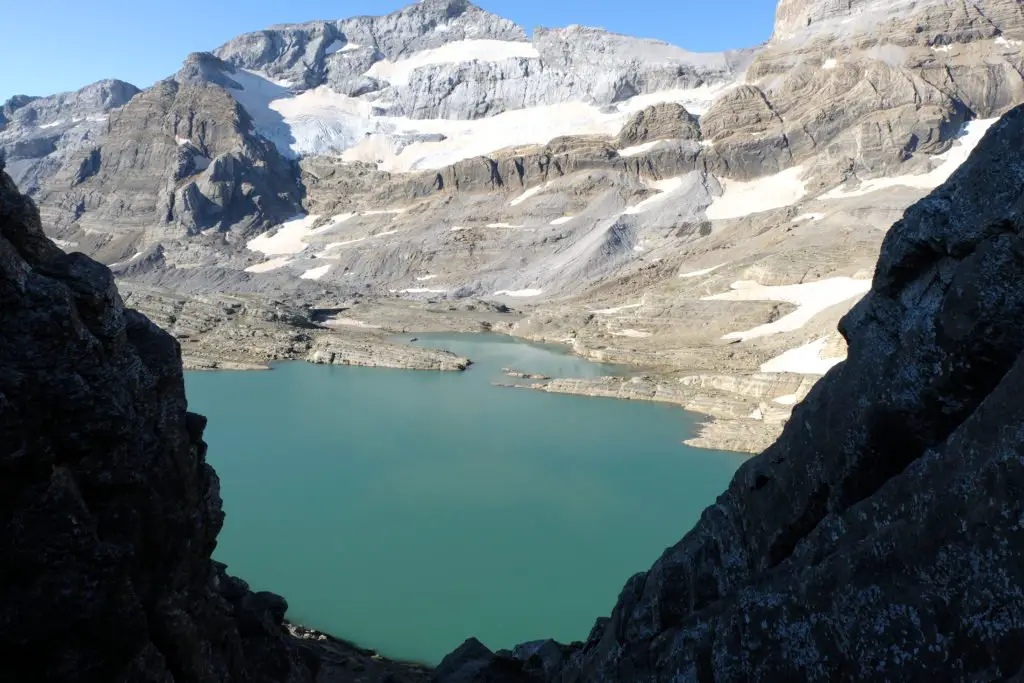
[{"left": 195, "top": 1, "right": 747, "bottom": 166}]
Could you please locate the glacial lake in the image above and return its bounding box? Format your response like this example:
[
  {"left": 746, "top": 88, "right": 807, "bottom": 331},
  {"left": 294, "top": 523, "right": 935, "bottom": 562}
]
[{"left": 184, "top": 334, "right": 745, "bottom": 665}]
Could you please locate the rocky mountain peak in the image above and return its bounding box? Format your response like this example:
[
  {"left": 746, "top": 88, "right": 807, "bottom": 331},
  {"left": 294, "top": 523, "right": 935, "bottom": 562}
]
[
  {"left": 0, "top": 78, "right": 138, "bottom": 130},
  {"left": 0, "top": 94, "right": 39, "bottom": 129}
]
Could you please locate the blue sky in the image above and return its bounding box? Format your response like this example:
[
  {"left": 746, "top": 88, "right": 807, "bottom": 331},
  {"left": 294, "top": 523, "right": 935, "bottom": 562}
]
[{"left": 1, "top": 0, "right": 778, "bottom": 101}]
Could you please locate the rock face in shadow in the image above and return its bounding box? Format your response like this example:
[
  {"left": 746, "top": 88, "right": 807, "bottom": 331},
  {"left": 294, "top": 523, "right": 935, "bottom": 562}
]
[
  {"left": 433, "top": 105, "right": 1024, "bottom": 682},
  {"left": 0, "top": 162, "right": 317, "bottom": 681}
]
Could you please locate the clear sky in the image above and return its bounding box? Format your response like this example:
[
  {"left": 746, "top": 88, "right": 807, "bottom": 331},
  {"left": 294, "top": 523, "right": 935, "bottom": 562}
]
[{"left": 1, "top": 0, "right": 778, "bottom": 101}]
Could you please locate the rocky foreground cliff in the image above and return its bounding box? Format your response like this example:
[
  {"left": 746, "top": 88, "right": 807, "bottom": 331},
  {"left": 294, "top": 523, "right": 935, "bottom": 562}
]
[{"left": 0, "top": 162, "right": 434, "bottom": 682}]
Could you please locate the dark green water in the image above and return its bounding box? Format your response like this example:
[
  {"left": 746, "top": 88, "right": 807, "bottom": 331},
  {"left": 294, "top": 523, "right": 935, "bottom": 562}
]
[{"left": 184, "top": 334, "right": 745, "bottom": 665}]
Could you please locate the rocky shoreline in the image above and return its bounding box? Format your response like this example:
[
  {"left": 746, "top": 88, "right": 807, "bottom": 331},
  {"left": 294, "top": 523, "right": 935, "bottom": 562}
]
[
  {"left": 117, "top": 277, "right": 804, "bottom": 453},
  {"left": 160, "top": 297, "right": 802, "bottom": 454},
  {"left": 286, "top": 623, "right": 432, "bottom": 683}
]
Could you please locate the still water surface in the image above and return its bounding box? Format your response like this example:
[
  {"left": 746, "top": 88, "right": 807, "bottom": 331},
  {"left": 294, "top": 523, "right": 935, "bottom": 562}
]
[{"left": 185, "top": 334, "right": 745, "bottom": 664}]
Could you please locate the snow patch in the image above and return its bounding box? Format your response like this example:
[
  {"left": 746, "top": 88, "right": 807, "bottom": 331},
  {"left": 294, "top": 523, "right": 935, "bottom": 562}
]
[
  {"left": 761, "top": 337, "right": 845, "bottom": 375},
  {"left": 175, "top": 136, "right": 192, "bottom": 146},
  {"left": 996, "top": 36, "right": 1023, "bottom": 48},
  {"left": 321, "top": 237, "right": 366, "bottom": 251},
  {"left": 494, "top": 289, "right": 544, "bottom": 297},
  {"left": 706, "top": 166, "right": 807, "bottom": 221},
  {"left": 509, "top": 183, "right": 546, "bottom": 206},
  {"left": 592, "top": 303, "right": 643, "bottom": 314},
  {"left": 822, "top": 58, "right": 838, "bottom": 69},
  {"left": 245, "top": 257, "right": 293, "bottom": 273},
  {"left": 107, "top": 252, "right": 144, "bottom": 268},
  {"left": 300, "top": 264, "right": 331, "bottom": 280},
  {"left": 246, "top": 214, "right": 322, "bottom": 256},
  {"left": 38, "top": 120, "right": 65, "bottom": 129},
  {"left": 486, "top": 222, "right": 525, "bottom": 228},
  {"left": 326, "top": 317, "right": 381, "bottom": 329},
  {"left": 325, "top": 40, "right": 362, "bottom": 56},
  {"left": 415, "top": 274, "right": 438, "bottom": 282},
  {"left": 311, "top": 213, "right": 356, "bottom": 235},
  {"left": 611, "top": 329, "right": 652, "bottom": 338},
  {"left": 931, "top": 45, "right": 952, "bottom": 53},
  {"left": 550, "top": 216, "right": 575, "bottom": 225},
  {"left": 618, "top": 140, "right": 663, "bottom": 157},
  {"left": 365, "top": 40, "right": 539, "bottom": 86},
  {"left": 401, "top": 288, "right": 448, "bottom": 294},
  {"left": 774, "top": 394, "right": 799, "bottom": 406},
  {"left": 704, "top": 277, "right": 871, "bottom": 341},
  {"left": 50, "top": 238, "right": 78, "bottom": 250},
  {"left": 623, "top": 176, "right": 685, "bottom": 215},
  {"left": 822, "top": 119, "right": 999, "bottom": 199},
  {"left": 792, "top": 212, "right": 825, "bottom": 223},
  {"left": 616, "top": 82, "right": 735, "bottom": 117},
  {"left": 679, "top": 263, "right": 725, "bottom": 278}
]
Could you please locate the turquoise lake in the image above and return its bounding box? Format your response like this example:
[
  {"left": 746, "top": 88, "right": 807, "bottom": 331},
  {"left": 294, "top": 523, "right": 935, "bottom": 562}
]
[{"left": 184, "top": 334, "right": 745, "bottom": 665}]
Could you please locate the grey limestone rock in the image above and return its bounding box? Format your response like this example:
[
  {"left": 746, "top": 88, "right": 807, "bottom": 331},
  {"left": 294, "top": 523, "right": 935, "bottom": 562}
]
[{"left": 0, "top": 79, "right": 139, "bottom": 194}]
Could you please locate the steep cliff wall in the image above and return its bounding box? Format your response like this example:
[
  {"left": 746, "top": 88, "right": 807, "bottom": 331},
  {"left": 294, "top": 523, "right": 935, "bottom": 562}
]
[{"left": 0, "top": 160, "right": 317, "bottom": 682}]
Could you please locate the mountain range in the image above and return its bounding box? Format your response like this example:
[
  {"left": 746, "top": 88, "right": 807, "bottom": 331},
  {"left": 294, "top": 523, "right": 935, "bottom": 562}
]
[
  {"left": 3, "top": 0, "right": 1024, "bottom": 451},
  {"left": 6, "top": 0, "right": 1024, "bottom": 681}
]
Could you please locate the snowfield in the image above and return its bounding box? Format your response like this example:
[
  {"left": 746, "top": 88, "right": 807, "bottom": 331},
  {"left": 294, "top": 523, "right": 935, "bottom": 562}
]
[
  {"left": 366, "top": 40, "right": 540, "bottom": 85},
  {"left": 618, "top": 140, "right": 663, "bottom": 157},
  {"left": 679, "top": 263, "right": 725, "bottom": 278},
  {"left": 760, "top": 337, "right": 845, "bottom": 375},
  {"left": 705, "top": 166, "right": 807, "bottom": 220},
  {"left": 300, "top": 265, "right": 332, "bottom": 280},
  {"left": 623, "top": 177, "right": 686, "bottom": 215},
  {"left": 224, "top": 66, "right": 736, "bottom": 169},
  {"left": 244, "top": 257, "right": 293, "bottom": 273},
  {"left": 246, "top": 215, "right": 322, "bottom": 256},
  {"left": 704, "top": 277, "right": 871, "bottom": 341}
]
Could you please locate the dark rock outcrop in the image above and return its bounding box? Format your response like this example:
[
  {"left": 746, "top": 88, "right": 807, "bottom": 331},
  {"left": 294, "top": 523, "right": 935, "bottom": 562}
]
[
  {"left": 0, "top": 160, "right": 316, "bottom": 681},
  {"left": 434, "top": 105, "right": 1024, "bottom": 682}
]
